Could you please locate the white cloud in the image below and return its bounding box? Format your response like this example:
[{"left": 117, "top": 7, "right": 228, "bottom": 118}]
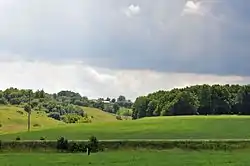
[
  {"left": 123, "top": 4, "right": 141, "bottom": 17},
  {"left": 0, "top": 57, "right": 249, "bottom": 101},
  {"left": 182, "top": 1, "right": 205, "bottom": 16}
]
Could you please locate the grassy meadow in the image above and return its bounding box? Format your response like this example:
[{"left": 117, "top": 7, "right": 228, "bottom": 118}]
[
  {"left": 82, "top": 107, "right": 117, "bottom": 122},
  {"left": 2, "top": 115, "right": 250, "bottom": 140},
  {"left": 0, "top": 106, "right": 63, "bottom": 135},
  {"left": 1, "top": 149, "right": 250, "bottom": 166}
]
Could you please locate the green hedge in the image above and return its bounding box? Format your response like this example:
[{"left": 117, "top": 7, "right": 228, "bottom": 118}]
[{"left": 2, "top": 140, "right": 250, "bottom": 152}]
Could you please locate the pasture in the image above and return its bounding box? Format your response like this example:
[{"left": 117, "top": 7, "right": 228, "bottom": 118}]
[
  {"left": 0, "top": 106, "right": 63, "bottom": 134},
  {"left": 2, "top": 115, "right": 250, "bottom": 140},
  {"left": 1, "top": 150, "right": 250, "bottom": 166}
]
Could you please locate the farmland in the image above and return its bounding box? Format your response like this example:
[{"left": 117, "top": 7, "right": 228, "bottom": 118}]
[
  {"left": 1, "top": 150, "right": 250, "bottom": 166},
  {"left": 2, "top": 115, "right": 250, "bottom": 140}
]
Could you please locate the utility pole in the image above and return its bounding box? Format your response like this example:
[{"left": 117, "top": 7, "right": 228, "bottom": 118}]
[{"left": 28, "top": 90, "right": 31, "bottom": 132}]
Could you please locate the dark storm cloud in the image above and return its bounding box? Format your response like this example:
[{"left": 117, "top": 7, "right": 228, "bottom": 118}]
[{"left": 0, "top": 0, "right": 250, "bottom": 76}]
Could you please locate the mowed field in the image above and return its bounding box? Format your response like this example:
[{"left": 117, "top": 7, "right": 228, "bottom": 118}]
[
  {"left": 0, "top": 106, "right": 64, "bottom": 134},
  {"left": 1, "top": 150, "right": 250, "bottom": 166},
  {"left": 2, "top": 115, "right": 250, "bottom": 140}
]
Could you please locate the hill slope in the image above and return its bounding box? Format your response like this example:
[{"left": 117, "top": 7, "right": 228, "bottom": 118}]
[
  {"left": 0, "top": 106, "right": 64, "bottom": 134},
  {"left": 2, "top": 116, "right": 250, "bottom": 140},
  {"left": 82, "top": 107, "right": 117, "bottom": 122}
]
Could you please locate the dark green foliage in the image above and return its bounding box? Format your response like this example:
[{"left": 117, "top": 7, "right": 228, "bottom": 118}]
[
  {"left": 69, "top": 142, "right": 87, "bottom": 153},
  {"left": 93, "top": 100, "right": 104, "bottom": 110},
  {"left": 16, "top": 110, "right": 24, "bottom": 115},
  {"left": 0, "top": 97, "right": 7, "bottom": 105},
  {"left": 133, "top": 84, "right": 250, "bottom": 119},
  {"left": 48, "top": 112, "right": 61, "bottom": 121},
  {"left": 40, "top": 137, "right": 46, "bottom": 140},
  {"left": 2, "top": 140, "right": 250, "bottom": 152},
  {"left": 88, "top": 136, "right": 99, "bottom": 153},
  {"left": 33, "top": 123, "right": 41, "bottom": 127},
  {"left": 61, "top": 114, "right": 82, "bottom": 123},
  {"left": 24, "top": 104, "right": 31, "bottom": 113},
  {"left": 116, "top": 115, "right": 122, "bottom": 120},
  {"left": 56, "top": 137, "right": 68, "bottom": 151},
  {"left": 0, "top": 124, "right": 2, "bottom": 127},
  {"left": 113, "top": 103, "right": 120, "bottom": 113}
]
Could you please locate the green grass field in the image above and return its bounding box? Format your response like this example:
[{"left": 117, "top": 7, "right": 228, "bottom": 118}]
[
  {"left": 2, "top": 115, "right": 250, "bottom": 140},
  {"left": 0, "top": 106, "right": 117, "bottom": 135},
  {"left": 0, "top": 106, "right": 63, "bottom": 134},
  {"left": 82, "top": 107, "right": 117, "bottom": 122},
  {"left": 1, "top": 150, "right": 250, "bottom": 166}
]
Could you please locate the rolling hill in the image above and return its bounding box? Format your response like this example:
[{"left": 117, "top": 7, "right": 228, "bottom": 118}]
[
  {"left": 0, "top": 106, "right": 64, "bottom": 134},
  {"left": 0, "top": 106, "right": 119, "bottom": 135},
  {"left": 82, "top": 107, "right": 117, "bottom": 122},
  {"left": 2, "top": 115, "right": 250, "bottom": 140}
]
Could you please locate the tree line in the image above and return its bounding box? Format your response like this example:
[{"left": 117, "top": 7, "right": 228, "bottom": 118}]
[
  {"left": 132, "top": 84, "right": 250, "bottom": 119},
  {"left": 0, "top": 87, "right": 132, "bottom": 122}
]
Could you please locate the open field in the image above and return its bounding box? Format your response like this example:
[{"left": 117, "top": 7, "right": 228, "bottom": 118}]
[
  {"left": 2, "top": 116, "right": 250, "bottom": 140},
  {"left": 1, "top": 150, "right": 250, "bottom": 166},
  {"left": 0, "top": 106, "right": 63, "bottom": 134}
]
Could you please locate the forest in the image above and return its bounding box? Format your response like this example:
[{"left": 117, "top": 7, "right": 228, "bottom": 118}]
[{"left": 132, "top": 84, "right": 250, "bottom": 119}]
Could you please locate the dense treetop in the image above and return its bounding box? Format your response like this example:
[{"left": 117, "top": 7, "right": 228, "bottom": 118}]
[{"left": 132, "top": 84, "right": 250, "bottom": 119}]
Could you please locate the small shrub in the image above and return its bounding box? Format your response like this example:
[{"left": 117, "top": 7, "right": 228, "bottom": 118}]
[
  {"left": 116, "top": 115, "right": 122, "bottom": 120},
  {"left": 88, "top": 136, "right": 99, "bottom": 153},
  {"left": 0, "top": 124, "right": 2, "bottom": 128},
  {"left": 16, "top": 110, "right": 24, "bottom": 115},
  {"left": 62, "top": 114, "right": 81, "bottom": 123},
  {"left": 40, "top": 137, "right": 46, "bottom": 140},
  {"left": 48, "top": 112, "right": 61, "bottom": 121},
  {"left": 57, "top": 137, "right": 68, "bottom": 152},
  {"left": 16, "top": 136, "right": 21, "bottom": 141},
  {"left": 33, "top": 123, "right": 41, "bottom": 127},
  {"left": 69, "top": 142, "right": 87, "bottom": 153},
  {"left": 78, "top": 117, "right": 92, "bottom": 123}
]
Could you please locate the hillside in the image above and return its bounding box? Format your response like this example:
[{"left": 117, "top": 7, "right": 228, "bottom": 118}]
[
  {"left": 2, "top": 116, "right": 250, "bottom": 140},
  {"left": 82, "top": 107, "right": 117, "bottom": 122},
  {"left": 0, "top": 106, "right": 64, "bottom": 134}
]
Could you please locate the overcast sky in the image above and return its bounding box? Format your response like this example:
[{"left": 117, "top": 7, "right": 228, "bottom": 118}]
[{"left": 0, "top": 0, "right": 250, "bottom": 100}]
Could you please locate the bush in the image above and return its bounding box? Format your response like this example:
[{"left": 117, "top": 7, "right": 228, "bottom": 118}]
[
  {"left": 16, "top": 136, "right": 21, "bottom": 141},
  {"left": 88, "top": 136, "right": 99, "bottom": 153},
  {"left": 48, "top": 112, "right": 61, "bottom": 121},
  {"left": 33, "top": 123, "right": 41, "bottom": 127},
  {"left": 56, "top": 137, "right": 68, "bottom": 152},
  {"left": 69, "top": 142, "right": 87, "bottom": 153},
  {"left": 40, "top": 137, "right": 46, "bottom": 140},
  {"left": 16, "top": 110, "right": 24, "bottom": 115},
  {"left": 116, "top": 115, "right": 122, "bottom": 120},
  {"left": 62, "top": 114, "right": 81, "bottom": 123},
  {"left": 0, "top": 124, "right": 2, "bottom": 128},
  {"left": 78, "top": 117, "right": 92, "bottom": 123}
]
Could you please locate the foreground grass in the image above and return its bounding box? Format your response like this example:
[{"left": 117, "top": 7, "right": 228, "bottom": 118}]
[
  {"left": 0, "top": 106, "right": 63, "bottom": 134},
  {"left": 2, "top": 116, "right": 250, "bottom": 140},
  {"left": 1, "top": 150, "right": 250, "bottom": 166}
]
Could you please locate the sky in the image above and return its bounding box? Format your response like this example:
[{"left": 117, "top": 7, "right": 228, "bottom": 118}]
[{"left": 0, "top": 0, "right": 250, "bottom": 100}]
